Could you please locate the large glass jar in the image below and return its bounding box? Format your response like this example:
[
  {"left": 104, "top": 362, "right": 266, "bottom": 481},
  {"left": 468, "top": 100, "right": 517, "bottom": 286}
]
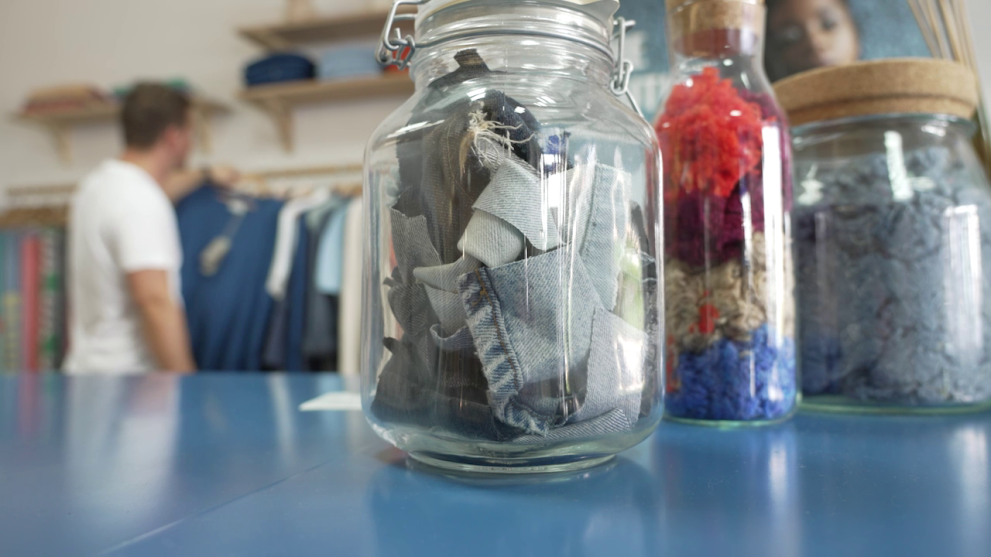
[
  {"left": 362, "top": 0, "right": 663, "bottom": 472},
  {"left": 655, "top": 0, "right": 797, "bottom": 425},
  {"left": 775, "top": 59, "right": 991, "bottom": 412}
]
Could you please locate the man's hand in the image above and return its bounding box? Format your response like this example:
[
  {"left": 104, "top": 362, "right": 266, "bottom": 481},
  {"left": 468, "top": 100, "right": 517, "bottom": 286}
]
[{"left": 127, "top": 270, "right": 197, "bottom": 373}]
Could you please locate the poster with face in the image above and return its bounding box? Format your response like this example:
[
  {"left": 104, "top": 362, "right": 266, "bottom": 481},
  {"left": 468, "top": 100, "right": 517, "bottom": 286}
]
[{"left": 616, "top": 0, "right": 933, "bottom": 122}]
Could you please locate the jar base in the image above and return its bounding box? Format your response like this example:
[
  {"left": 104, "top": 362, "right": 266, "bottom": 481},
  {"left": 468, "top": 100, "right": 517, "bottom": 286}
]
[
  {"left": 408, "top": 451, "right": 616, "bottom": 475},
  {"left": 663, "top": 409, "right": 797, "bottom": 429},
  {"left": 801, "top": 395, "right": 991, "bottom": 415}
]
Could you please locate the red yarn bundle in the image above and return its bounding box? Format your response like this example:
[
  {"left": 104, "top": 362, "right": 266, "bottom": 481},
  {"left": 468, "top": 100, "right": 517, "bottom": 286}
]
[
  {"left": 656, "top": 66, "right": 775, "bottom": 268},
  {"left": 656, "top": 66, "right": 764, "bottom": 200}
]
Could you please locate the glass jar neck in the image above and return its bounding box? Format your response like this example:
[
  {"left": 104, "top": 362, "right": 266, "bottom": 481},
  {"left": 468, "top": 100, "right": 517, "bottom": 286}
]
[
  {"left": 666, "top": 0, "right": 766, "bottom": 71},
  {"left": 410, "top": 35, "right": 615, "bottom": 90}
]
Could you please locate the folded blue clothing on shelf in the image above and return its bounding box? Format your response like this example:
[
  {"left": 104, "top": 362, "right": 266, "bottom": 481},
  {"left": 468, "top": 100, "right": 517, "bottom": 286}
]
[
  {"left": 317, "top": 43, "right": 382, "bottom": 81},
  {"left": 244, "top": 53, "right": 315, "bottom": 87}
]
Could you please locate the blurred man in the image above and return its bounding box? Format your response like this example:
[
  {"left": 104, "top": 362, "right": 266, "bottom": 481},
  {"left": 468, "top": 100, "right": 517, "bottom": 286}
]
[
  {"left": 64, "top": 83, "right": 208, "bottom": 374},
  {"left": 765, "top": 0, "right": 861, "bottom": 83}
]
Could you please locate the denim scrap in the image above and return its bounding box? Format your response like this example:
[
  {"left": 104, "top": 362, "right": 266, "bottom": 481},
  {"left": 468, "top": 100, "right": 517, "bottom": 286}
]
[
  {"left": 570, "top": 307, "right": 648, "bottom": 429},
  {"left": 395, "top": 49, "right": 540, "bottom": 198},
  {"left": 472, "top": 156, "right": 561, "bottom": 250},
  {"left": 370, "top": 336, "right": 525, "bottom": 442},
  {"left": 417, "top": 108, "right": 493, "bottom": 263},
  {"left": 564, "top": 164, "right": 633, "bottom": 310},
  {"left": 639, "top": 277, "right": 661, "bottom": 420},
  {"left": 385, "top": 272, "right": 437, "bottom": 341},
  {"left": 457, "top": 209, "right": 526, "bottom": 268},
  {"left": 403, "top": 93, "right": 543, "bottom": 265},
  {"left": 390, "top": 209, "right": 441, "bottom": 283},
  {"left": 430, "top": 324, "right": 475, "bottom": 352},
  {"left": 513, "top": 408, "right": 633, "bottom": 444},
  {"left": 458, "top": 248, "right": 603, "bottom": 435},
  {"left": 413, "top": 255, "right": 482, "bottom": 293},
  {"left": 424, "top": 285, "right": 467, "bottom": 335}
]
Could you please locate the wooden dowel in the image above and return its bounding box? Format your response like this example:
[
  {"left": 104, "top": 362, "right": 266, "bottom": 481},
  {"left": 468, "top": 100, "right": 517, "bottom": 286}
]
[
  {"left": 938, "top": 0, "right": 965, "bottom": 64},
  {"left": 924, "top": 0, "right": 950, "bottom": 58},
  {"left": 908, "top": 0, "right": 939, "bottom": 57}
]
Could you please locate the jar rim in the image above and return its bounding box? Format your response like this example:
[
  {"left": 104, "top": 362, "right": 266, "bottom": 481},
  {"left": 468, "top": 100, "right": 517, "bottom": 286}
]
[
  {"left": 413, "top": 0, "right": 618, "bottom": 59},
  {"left": 792, "top": 112, "right": 977, "bottom": 137}
]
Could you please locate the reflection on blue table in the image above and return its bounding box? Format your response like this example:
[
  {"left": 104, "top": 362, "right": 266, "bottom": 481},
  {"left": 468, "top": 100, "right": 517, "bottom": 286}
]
[{"left": 0, "top": 374, "right": 989, "bottom": 557}]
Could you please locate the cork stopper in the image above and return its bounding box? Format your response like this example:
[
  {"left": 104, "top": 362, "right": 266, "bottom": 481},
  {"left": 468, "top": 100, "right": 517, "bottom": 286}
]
[
  {"left": 666, "top": 0, "right": 765, "bottom": 41},
  {"left": 773, "top": 58, "right": 979, "bottom": 127}
]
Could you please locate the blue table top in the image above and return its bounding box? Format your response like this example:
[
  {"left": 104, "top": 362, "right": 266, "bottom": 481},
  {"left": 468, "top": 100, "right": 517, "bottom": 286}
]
[{"left": 2, "top": 373, "right": 990, "bottom": 557}]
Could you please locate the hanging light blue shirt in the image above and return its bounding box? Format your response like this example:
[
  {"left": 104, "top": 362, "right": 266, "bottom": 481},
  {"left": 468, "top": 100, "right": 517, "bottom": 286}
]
[{"left": 314, "top": 198, "right": 352, "bottom": 295}]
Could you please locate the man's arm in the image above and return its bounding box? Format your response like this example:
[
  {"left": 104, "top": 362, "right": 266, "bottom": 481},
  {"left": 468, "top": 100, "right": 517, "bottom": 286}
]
[{"left": 126, "top": 270, "right": 196, "bottom": 373}]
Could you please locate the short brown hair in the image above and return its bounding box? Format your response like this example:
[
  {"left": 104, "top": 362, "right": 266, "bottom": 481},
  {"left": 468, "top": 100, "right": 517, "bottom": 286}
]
[{"left": 121, "top": 83, "right": 191, "bottom": 149}]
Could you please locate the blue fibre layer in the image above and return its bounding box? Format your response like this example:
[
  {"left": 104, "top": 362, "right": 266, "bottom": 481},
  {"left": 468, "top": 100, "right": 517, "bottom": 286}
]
[{"left": 666, "top": 325, "right": 797, "bottom": 422}]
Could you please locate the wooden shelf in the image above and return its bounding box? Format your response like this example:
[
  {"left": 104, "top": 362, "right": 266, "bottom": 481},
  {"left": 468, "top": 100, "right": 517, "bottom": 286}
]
[
  {"left": 13, "top": 99, "right": 228, "bottom": 164},
  {"left": 239, "top": 9, "right": 413, "bottom": 50},
  {"left": 239, "top": 74, "right": 413, "bottom": 152}
]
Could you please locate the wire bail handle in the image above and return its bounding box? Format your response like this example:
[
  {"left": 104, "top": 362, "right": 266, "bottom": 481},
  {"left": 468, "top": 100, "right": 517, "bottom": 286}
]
[
  {"left": 378, "top": 1, "right": 643, "bottom": 118},
  {"left": 377, "top": 0, "right": 425, "bottom": 71},
  {"left": 611, "top": 17, "right": 643, "bottom": 119}
]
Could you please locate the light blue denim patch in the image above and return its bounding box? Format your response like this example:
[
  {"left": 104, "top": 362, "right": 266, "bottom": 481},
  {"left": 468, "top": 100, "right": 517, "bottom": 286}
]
[
  {"left": 458, "top": 247, "right": 603, "bottom": 435},
  {"left": 562, "top": 164, "right": 633, "bottom": 310},
  {"left": 457, "top": 209, "right": 526, "bottom": 268},
  {"left": 513, "top": 408, "right": 632, "bottom": 444},
  {"left": 570, "top": 307, "right": 648, "bottom": 429},
  {"left": 430, "top": 324, "right": 475, "bottom": 352},
  {"left": 413, "top": 255, "right": 482, "bottom": 293},
  {"left": 424, "top": 285, "right": 467, "bottom": 335},
  {"left": 472, "top": 156, "right": 561, "bottom": 250},
  {"left": 390, "top": 209, "right": 441, "bottom": 283}
]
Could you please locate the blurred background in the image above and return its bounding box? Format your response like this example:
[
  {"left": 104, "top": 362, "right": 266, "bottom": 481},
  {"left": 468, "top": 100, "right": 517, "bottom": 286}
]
[
  {"left": 0, "top": 0, "right": 989, "bottom": 375},
  {"left": 2, "top": 0, "right": 989, "bottom": 188}
]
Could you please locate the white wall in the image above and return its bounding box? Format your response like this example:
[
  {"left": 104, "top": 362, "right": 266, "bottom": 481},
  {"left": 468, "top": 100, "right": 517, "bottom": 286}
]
[
  {"left": 0, "top": 0, "right": 990, "bottom": 191},
  {"left": 964, "top": 0, "right": 991, "bottom": 104},
  {"left": 0, "top": 0, "right": 402, "bottom": 190}
]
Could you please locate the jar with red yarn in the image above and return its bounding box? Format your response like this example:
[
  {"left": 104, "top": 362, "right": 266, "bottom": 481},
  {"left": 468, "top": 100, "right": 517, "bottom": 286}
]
[{"left": 656, "top": 0, "right": 796, "bottom": 425}]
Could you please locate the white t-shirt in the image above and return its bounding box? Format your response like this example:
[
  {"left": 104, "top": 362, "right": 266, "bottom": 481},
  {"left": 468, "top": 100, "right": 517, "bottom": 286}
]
[{"left": 63, "top": 159, "right": 183, "bottom": 374}]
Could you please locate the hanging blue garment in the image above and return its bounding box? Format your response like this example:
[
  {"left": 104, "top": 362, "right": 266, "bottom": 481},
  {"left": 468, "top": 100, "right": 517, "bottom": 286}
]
[
  {"left": 262, "top": 216, "right": 310, "bottom": 372},
  {"left": 303, "top": 206, "right": 340, "bottom": 370},
  {"left": 176, "top": 185, "right": 283, "bottom": 371},
  {"left": 286, "top": 217, "right": 309, "bottom": 372}
]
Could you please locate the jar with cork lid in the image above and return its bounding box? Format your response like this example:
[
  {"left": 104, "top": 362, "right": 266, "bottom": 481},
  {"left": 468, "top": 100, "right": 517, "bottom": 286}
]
[
  {"left": 655, "top": 0, "right": 798, "bottom": 425},
  {"left": 775, "top": 58, "right": 991, "bottom": 413}
]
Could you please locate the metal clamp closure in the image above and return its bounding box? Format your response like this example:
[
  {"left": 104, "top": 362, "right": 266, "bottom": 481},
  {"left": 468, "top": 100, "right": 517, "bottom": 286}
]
[
  {"left": 378, "top": 3, "right": 644, "bottom": 119},
  {"left": 611, "top": 17, "right": 644, "bottom": 119},
  {"left": 376, "top": 0, "right": 425, "bottom": 71}
]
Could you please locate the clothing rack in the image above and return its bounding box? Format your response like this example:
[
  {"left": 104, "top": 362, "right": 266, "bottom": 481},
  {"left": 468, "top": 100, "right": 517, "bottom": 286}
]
[
  {"left": 0, "top": 163, "right": 364, "bottom": 374},
  {"left": 237, "top": 163, "right": 363, "bottom": 199},
  {"left": 1, "top": 163, "right": 364, "bottom": 214}
]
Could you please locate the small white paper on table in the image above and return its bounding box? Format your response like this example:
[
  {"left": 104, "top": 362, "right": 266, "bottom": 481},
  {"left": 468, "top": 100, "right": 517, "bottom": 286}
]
[{"left": 299, "top": 391, "right": 362, "bottom": 412}]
